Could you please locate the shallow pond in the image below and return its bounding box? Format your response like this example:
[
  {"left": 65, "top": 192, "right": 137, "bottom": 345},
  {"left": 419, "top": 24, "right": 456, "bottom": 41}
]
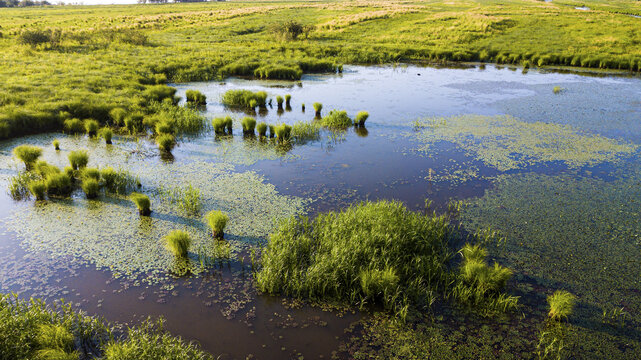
[{"left": 1, "top": 64, "right": 641, "bottom": 358}]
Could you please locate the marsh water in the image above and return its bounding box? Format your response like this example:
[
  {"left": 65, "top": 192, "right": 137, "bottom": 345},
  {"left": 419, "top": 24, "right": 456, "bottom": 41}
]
[{"left": 2, "top": 64, "right": 641, "bottom": 358}]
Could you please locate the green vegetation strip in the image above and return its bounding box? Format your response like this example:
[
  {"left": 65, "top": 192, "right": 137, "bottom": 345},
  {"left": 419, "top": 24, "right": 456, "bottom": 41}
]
[
  {"left": 409, "top": 115, "right": 637, "bottom": 171},
  {"left": 0, "top": 293, "right": 213, "bottom": 360}
]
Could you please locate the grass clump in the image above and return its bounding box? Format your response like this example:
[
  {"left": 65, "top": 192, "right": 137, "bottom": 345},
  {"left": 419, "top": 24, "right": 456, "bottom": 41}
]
[
  {"left": 205, "top": 210, "right": 228, "bottom": 240},
  {"left": 13, "top": 145, "right": 42, "bottom": 170},
  {"left": 53, "top": 139, "right": 60, "bottom": 151},
  {"left": 257, "top": 200, "right": 454, "bottom": 311},
  {"left": 547, "top": 290, "right": 576, "bottom": 322},
  {"left": 254, "top": 65, "right": 302, "bottom": 80},
  {"left": 553, "top": 86, "right": 563, "bottom": 94},
  {"left": 285, "top": 94, "right": 292, "bottom": 107},
  {"left": 276, "top": 96, "right": 284, "bottom": 109},
  {"left": 185, "top": 90, "right": 206, "bottom": 105},
  {"left": 451, "top": 244, "right": 518, "bottom": 314},
  {"left": 321, "top": 110, "right": 353, "bottom": 128},
  {"left": 256, "top": 122, "right": 268, "bottom": 138},
  {"left": 101, "top": 167, "right": 138, "bottom": 194},
  {"left": 84, "top": 119, "right": 100, "bottom": 137},
  {"left": 274, "top": 124, "right": 292, "bottom": 143},
  {"left": 159, "top": 184, "right": 202, "bottom": 215},
  {"left": 164, "top": 230, "right": 191, "bottom": 258},
  {"left": 156, "top": 134, "right": 175, "bottom": 153},
  {"left": 221, "top": 90, "right": 267, "bottom": 108},
  {"left": 355, "top": 111, "right": 369, "bottom": 127},
  {"left": 100, "top": 127, "right": 113, "bottom": 144},
  {"left": 212, "top": 117, "right": 228, "bottom": 135},
  {"left": 81, "top": 167, "right": 100, "bottom": 181},
  {"left": 313, "top": 102, "right": 322, "bottom": 117},
  {"left": 44, "top": 173, "right": 73, "bottom": 197},
  {"left": 81, "top": 178, "right": 101, "bottom": 199},
  {"left": 109, "top": 107, "right": 127, "bottom": 126},
  {"left": 241, "top": 117, "right": 256, "bottom": 135},
  {"left": 68, "top": 150, "right": 89, "bottom": 170},
  {"left": 63, "top": 119, "right": 84, "bottom": 134},
  {"left": 28, "top": 181, "right": 47, "bottom": 201},
  {"left": 130, "top": 192, "right": 151, "bottom": 216},
  {"left": 291, "top": 121, "right": 320, "bottom": 144}
]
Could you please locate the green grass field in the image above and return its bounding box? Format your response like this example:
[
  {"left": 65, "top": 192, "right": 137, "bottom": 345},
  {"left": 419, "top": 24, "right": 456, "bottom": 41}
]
[{"left": 1, "top": 0, "right": 641, "bottom": 140}]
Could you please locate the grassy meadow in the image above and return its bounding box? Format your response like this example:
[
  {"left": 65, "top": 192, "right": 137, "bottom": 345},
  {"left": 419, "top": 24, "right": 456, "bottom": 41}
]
[{"left": 1, "top": 0, "right": 641, "bottom": 139}]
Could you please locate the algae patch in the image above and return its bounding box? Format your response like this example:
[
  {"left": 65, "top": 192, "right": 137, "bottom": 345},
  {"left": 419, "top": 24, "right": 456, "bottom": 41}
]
[{"left": 408, "top": 115, "right": 637, "bottom": 172}]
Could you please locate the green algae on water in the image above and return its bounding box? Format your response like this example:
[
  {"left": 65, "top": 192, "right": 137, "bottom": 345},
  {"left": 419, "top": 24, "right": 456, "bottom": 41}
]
[{"left": 408, "top": 115, "right": 637, "bottom": 172}]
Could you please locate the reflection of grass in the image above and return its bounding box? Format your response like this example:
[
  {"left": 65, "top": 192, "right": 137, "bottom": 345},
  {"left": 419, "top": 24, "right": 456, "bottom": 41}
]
[{"left": 410, "top": 115, "right": 637, "bottom": 171}]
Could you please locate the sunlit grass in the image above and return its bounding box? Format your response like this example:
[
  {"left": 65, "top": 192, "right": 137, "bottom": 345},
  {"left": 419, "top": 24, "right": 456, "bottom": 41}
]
[
  {"left": 13, "top": 145, "right": 42, "bottom": 170},
  {"left": 164, "top": 230, "right": 191, "bottom": 258},
  {"left": 68, "top": 150, "right": 89, "bottom": 170},
  {"left": 205, "top": 210, "right": 228, "bottom": 239},
  {"left": 130, "top": 192, "right": 151, "bottom": 216},
  {"left": 547, "top": 290, "right": 576, "bottom": 322}
]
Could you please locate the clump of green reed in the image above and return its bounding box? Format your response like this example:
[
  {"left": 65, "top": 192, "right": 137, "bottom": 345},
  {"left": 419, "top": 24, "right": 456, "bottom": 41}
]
[
  {"left": 100, "top": 127, "right": 113, "bottom": 144},
  {"left": 185, "top": 90, "right": 207, "bottom": 105},
  {"left": 221, "top": 89, "right": 267, "bottom": 108},
  {"left": 68, "top": 150, "right": 89, "bottom": 170},
  {"left": 276, "top": 96, "right": 284, "bottom": 109},
  {"left": 28, "top": 180, "right": 46, "bottom": 201},
  {"left": 547, "top": 290, "right": 576, "bottom": 322},
  {"left": 63, "top": 119, "right": 84, "bottom": 134},
  {"left": 274, "top": 124, "right": 292, "bottom": 143},
  {"left": 291, "top": 121, "right": 320, "bottom": 144},
  {"left": 553, "top": 86, "right": 562, "bottom": 94},
  {"left": 164, "top": 230, "right": 191, "bottom": 258},
  {"left": 256, "top": 122, "right": 268, "bottom": 138},
  {"left": 301, "top": 103, "right": 305, "bottom": 112},
  {"left": 355, "top": 111, "right": 369, "bottom": 127},
  {"left": 53, "top": 139, "right": 60, "bottom": 151},
  {"left": 313, "top": 102, "right": 322, "bottom": 117},
  {"left": 36, "top": 324, "right": 77, "bottom": 360},
  {"left": 212, "top": 117, "right": 227, "bottom": 135},
  {"left": 285, "top": 94, "right": 292, "bottom": 107},
  {"left": 450, "top": 244, "right": 518, "bottom": 314},
  {"left": 205, "top": 210, "right": 229, "bottom": 240},
  {"left": 130, "top": 192, "right": 151, "bottom": 216},
  {"left": 13, "top": 145, "right": 42, "bottom": 170},
  {"left": 45, "top": 173, "right": 73, "bottom": 197},
  {"left": 156, "top": 134, "right": 175, "bottom": 153},
  {"left": 101, "top": 167, "right": 139, "bottom": 194},
  {"left": 225, "top": 116, "right": 233, "bottom": 134},
  {"left": 35, "top": 160, "right": 60, "bottom": 178},
  {"left": 241, "top": 116, "right": 257, "bottom": 135},
  {"left": 109, "top": 107, "right": 127, "bottom": 126},
  {"left": 81, "top": 167, "right": 100, "bottom": 180},
  {"left": 81, "top": 178, "right": 100, "bottom": 199},
  {"left": 9, "top": 171, "right": 39, "bottom": 200},
  {"left": 256, "top": 200, "right": 455, "bottom": 312},
  {"left": 155, "top": 121, "right": 174, "bottom": 135},
  {"left": 321, "top": 110, "right": 353, "bottom": 128},
  {"left": 268, "top": 125, "right": 276, "bottom": 138},
  {"left": 84, "top": 119, "right": 100, "bottom": 137}
]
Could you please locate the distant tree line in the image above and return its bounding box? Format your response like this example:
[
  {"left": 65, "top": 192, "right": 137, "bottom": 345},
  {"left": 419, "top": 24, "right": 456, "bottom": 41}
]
[{"left": 0, "top": 0, "right": 51, "bottom": 6}]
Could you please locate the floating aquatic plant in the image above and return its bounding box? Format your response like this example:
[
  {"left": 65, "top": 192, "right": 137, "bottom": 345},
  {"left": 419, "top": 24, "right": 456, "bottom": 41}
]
[
  {"left": 13, "top": 145, "right": 42, "bottom": 170},
  {"left": 355, "top": 111, "right": 369, "bottom": 127},
  {"left": 205, "top": 210, "right": 228, "bottom": 240},
  {"left": 409, "top": 115, "right": 637, "bottom": 171},
  {"left": 68, "top": 150, "right": 89, "bottom": 170},
  {"left": 164, "top": 230, "right": 191, "bottom": 258},
  {"left": 547, "top": 290, "right": 576, "bottom": 322},
  {"left": 130, "top": 192, "right": 151, "bottom": 216}
]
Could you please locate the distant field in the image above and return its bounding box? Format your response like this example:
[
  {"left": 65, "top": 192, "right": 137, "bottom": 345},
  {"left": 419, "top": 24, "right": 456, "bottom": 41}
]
[{"left": 1, "top": 0, "right": 641, "bottom": 140}]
